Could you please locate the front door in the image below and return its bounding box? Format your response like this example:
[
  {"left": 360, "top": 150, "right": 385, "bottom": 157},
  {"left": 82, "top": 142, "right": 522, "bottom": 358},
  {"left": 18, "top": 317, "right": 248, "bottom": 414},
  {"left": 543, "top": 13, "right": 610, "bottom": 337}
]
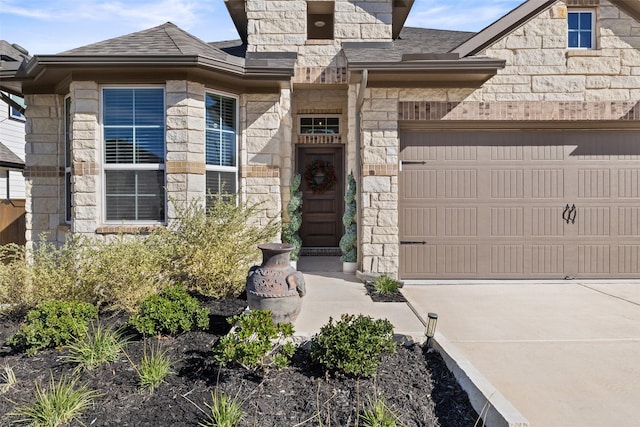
[{"left": 297, "top": 146, "right": 344, "bottom": 247}]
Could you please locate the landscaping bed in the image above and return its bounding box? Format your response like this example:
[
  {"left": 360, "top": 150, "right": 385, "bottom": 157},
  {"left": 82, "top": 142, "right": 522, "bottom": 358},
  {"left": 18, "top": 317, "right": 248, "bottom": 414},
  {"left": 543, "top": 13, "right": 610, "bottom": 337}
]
[{"left": 0, "top": 297, "right": 478, "bottom": 427}]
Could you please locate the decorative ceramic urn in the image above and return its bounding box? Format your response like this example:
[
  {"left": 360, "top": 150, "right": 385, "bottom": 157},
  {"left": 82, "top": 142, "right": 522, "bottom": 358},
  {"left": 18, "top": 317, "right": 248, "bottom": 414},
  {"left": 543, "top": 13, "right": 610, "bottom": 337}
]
[{"left": 246, "top": 243, "right": 306, "bottom": 324}]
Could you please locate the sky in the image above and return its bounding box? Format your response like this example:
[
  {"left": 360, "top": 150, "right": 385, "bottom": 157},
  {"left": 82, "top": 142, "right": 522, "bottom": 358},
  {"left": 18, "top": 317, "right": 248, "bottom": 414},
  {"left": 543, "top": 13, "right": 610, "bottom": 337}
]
[{"left": 0, "top": 0, "right": 524, "bottom": 55}]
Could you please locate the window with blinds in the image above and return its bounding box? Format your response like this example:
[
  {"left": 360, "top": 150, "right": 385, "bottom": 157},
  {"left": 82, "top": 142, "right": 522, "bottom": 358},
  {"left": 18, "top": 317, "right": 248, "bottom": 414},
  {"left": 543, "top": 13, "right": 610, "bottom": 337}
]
[
  {"left": 205, "top": 92, "right": 237, "bottom": 205},
  {"left": 102, "top": 87, "right": 165, "bottom": 222}
]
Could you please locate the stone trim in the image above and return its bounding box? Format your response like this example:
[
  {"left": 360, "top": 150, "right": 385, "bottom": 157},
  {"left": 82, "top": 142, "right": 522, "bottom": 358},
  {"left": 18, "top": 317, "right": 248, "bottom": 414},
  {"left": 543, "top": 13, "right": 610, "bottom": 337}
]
[
  {"left": 241, "top": 165, "right": 280, "bottom": 178},
  {"left": 297, "top": 109, "right": 342, "bottom": 114},
  {"left": 23, "top": 166, "right": 64, "bottom": 177},
  {"left": 72, "top": 162, "right": 99, "bottom": 176},
  {"left": 293, "top": 67, "right": 348, "bottom": 84},
  {"left": 297, "top": 134, "right": 343, "bottom": 145},
  {"left": 165, "top": 161, "right": 206, "bottom": 175},
  {"left": 566, "top": 0, "right": 599, "bottom": 6},
  {"left": 363, "top": 163, "right": 398, "bottom": 176},
  {"left": 96, "top": 225, "right": 163, "bottom": 235},
  {"left": 398, "top": 101, "right": 640, "bottom": 121}
]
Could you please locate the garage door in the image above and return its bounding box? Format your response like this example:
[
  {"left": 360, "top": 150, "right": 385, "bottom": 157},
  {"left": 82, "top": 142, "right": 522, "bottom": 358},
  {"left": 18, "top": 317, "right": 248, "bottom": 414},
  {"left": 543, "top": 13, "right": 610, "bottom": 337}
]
[{"left": 399, "top": 129, "right": 640, "bottom": 279}]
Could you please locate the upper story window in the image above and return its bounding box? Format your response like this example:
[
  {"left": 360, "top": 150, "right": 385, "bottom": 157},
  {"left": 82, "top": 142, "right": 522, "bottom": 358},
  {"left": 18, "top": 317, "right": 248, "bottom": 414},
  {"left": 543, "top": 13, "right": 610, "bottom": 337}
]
[
  {"left": 102, "top": 87, "right": 166, "bottom": 222},
  {"left": 299, "top": 116, "right": 340, "bottom": 134},
  {"left": 307, "top": 1, "right": 334, "bottom": 40},
  {"left": 9, "top": 93, "right": 25, "bottom": 121},
  {"left": 568, "top": 10, "right": 595, "bottom": 49},
  {"left": 205, "top": 92, "right": 237, "bottom": 202}
]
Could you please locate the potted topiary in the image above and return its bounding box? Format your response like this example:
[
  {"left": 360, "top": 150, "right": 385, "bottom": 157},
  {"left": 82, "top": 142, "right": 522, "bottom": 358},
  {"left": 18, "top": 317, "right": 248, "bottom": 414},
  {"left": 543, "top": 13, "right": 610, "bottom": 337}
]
[
  {"left": 282, "top": 173, "right": 303, "bottom": 269},
  {"left": 340, "top": 171, "right": 357, "bottom": 274}
]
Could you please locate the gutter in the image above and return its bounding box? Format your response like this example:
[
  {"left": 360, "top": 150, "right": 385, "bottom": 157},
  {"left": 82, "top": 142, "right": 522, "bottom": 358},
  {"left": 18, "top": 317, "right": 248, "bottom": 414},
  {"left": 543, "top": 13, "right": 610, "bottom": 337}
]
[
  {"left": 348, "top": 58, "right": 506, "bottom": 73},
  {"left": 355, "top": 69, "right": 367, "bottom": 269}
]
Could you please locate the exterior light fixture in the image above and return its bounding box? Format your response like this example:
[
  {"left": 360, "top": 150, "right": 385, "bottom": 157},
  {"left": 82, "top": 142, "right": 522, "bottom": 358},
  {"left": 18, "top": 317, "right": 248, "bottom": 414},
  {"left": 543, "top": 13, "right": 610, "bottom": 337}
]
[
  {"left": 314, "top": 20, "right": 326, "bottom": 27},
  {"left": 425, "top": 312, "right": 438, "bottom": 348}
]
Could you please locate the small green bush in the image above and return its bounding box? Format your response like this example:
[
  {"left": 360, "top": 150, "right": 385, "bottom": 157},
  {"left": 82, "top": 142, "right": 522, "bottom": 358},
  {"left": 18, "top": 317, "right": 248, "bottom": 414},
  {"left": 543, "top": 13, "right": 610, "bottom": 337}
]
[
  {"left": 372, "top": 275, "right": 400, "bottom": 294},
  {"left": 64, "top": 322, "right": 129, "bottom": 372},
  {"left": 137, "top": 343, "right": 172, "bottom": 393},
  {"left": 7, "top": 301, "right": 98, "bottom": 356},
  {"left": 10, "top": 374, "right": 101, "bottom": 427},
  {"left": 199, "top": 390, "right": 244, "bottom": 427},
  {"left": 213, "top": 310, "right": 295, "bottom": 373},
  {"left": 310, "top": 314, "right": 396, "bottom": 377},
  {"left": 129, "top": 284, "right": 209, "bottom": 336},
  {"left": 360, "top": 395, "right": 402, "bottom": 427}
]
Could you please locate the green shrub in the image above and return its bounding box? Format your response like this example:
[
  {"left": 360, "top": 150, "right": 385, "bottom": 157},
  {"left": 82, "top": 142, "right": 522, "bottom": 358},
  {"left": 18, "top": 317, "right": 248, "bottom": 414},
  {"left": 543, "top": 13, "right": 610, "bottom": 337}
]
[
  {"left": 64, "top": 322, "right": 129, "bottom": 372},
  {"left": 310, "top": 314, "right": 396, "bottom": 377},
  {"left": 282, "top": 174, "right": 303, "bottom": 261},
  {"left": 10, "top": 374, "right": 101, "bottom": 427},
  {"left": 136, "top": 343, "right": 172, "bottom": 393},
  {"left": 163, "top": 197, "right": 279, "bottom": 298},
  {"left": 0, "top": 243, "right": 29, "bottom": 307},
  {"left": 360, "top": 395, "right": 402, "bottom": 427},
  {"left": 83, "top": 233, "right": 170, "bottom": 313},
  {"left": 199, "top": 390, "right": 244, "bottom": 427},
  {"left": 7, "top": 300, "right": 98, "bottom": 356},
  {"left": 213, "top": 310, "right": 295, "bottom": 373},
  {"left": 129, "top": 284, "right": 209, "bottom": 336},
  {"left": 372, "top": 275, "right": 400, "bottom": 294},
  {"left": 339, "top": 172, "right": 357, "bottom": 263}
]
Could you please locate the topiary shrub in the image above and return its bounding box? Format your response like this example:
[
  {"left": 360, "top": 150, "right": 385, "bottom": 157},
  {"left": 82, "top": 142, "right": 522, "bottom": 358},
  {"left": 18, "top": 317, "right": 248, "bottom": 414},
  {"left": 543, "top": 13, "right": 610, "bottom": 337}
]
[
  {"left": 7, "top": 300, "right": 98, "bottom": 356},
  {"left": 339, "top": 172, "right": 357, "bottom": 263},
  {"left": 282, "top": 173, "right": 303, "bottom": 262},
  {"left": 128, "top": 284, "right": 209, "bottom": 336},
  {"left": 310, "top": 314, "right": 396, "bottom": 377},
  {"left": 213, "top": 310, "right": 295, "bottom": 373}
]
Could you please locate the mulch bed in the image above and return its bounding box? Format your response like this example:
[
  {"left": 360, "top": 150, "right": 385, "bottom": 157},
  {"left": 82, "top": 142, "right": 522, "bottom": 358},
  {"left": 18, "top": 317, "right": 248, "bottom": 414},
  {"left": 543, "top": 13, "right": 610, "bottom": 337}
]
[
  {"left": 0, "top": 297, "right": 478, "bottom": 426},
  {"left": 364, "top": 281, "right": 408, "bottom": 303}
]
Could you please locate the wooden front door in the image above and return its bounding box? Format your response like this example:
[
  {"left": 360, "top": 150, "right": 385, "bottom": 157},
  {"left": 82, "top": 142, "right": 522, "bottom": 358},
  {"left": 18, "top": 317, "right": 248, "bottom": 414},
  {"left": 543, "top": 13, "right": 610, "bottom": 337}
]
[{"left": 297, "top": 146, "right": 344, "bottom": 247}]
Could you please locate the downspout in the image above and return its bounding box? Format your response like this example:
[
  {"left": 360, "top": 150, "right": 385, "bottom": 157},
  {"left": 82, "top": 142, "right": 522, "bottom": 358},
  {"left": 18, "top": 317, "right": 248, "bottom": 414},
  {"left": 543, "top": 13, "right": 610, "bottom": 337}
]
[{"left": 355, "top": 69, "right": 368, "bottom": 271}]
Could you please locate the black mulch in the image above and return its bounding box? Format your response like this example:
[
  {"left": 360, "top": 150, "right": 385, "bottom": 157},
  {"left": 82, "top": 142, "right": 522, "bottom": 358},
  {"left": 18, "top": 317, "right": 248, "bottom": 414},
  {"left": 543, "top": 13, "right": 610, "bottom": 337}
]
[
  {"left": 0, "top": 297, "right": 478, "bottom": 426},
  {"left": 364, "top": 281, "right": 408, "bottom": 303}
]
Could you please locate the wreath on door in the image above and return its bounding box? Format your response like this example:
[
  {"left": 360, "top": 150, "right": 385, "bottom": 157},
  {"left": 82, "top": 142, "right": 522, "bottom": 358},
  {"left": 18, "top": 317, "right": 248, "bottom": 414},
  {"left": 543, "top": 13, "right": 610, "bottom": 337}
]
[{"left": 304, "top": 160, "right": 337, "bottom": 193}]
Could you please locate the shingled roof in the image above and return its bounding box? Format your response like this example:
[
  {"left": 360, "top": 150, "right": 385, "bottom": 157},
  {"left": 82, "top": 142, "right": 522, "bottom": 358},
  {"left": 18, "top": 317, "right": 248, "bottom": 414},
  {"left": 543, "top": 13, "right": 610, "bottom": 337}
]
[
  {"left": 62, "top": 22, "right": 236, "bottom": 63},
  {"left": 0, "top": 142, "right": 24, "bottom": 169}
]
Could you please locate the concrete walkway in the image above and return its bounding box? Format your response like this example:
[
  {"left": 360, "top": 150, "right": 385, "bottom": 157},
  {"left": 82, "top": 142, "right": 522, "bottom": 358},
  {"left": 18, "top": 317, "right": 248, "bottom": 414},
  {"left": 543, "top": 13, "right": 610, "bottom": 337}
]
[{"left": 402, "top": 281, "right": 640, "bottom": 427}]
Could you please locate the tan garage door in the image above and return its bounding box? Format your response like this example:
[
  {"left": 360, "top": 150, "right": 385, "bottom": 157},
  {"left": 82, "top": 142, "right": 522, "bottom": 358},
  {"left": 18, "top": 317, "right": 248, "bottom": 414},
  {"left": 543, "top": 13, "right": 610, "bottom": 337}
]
[{"left": 399, "top": 129, "right": 640, "bottom": 279}]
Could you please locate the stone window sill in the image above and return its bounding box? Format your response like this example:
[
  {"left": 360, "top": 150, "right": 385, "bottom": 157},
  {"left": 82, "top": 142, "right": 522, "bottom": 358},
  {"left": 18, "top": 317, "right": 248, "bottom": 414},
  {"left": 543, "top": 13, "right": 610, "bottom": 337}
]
[
  {"left": 96, "top": 225, "right": 164, "bottom": 235},
  {"left": 305, "top": 39, "right": 336, "bottom": 45},
  {"left": 566, "top": 49, "right": 602, "bottom": 57}
]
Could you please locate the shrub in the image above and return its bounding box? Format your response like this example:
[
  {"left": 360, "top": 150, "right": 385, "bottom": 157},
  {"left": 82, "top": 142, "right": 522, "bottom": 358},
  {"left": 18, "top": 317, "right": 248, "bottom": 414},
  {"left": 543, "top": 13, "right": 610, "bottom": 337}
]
[
  {"left": 372, "top": 275, "right": 400, "bottom": 294},
  {"left": 136, "top": 343, "right": 172, "bottom": 393},
  {"left": 83, "top": 233, "right": 170, "bottom": 313},
  {"left": 163, "top": 197, "right": 279, "bottom": 298},
  {"left": 64, "top": 322, "right": 129, "bottom": 372},
  {"left": 213, "top": 310, "right": 295, "bottom": 373},
  {"left": 310, "top": 314, "right": 396, "bottom": 377},
  {"left": 360, "top": 395, "right": 402, "bottom": 427},
  {"left": 129, "top": 284, "right": 209, "bottom": 336},
  {"left": 199, "top": 390, "right": 244, "bottom": 427},
  {"left": 7, "top": 301, "right": 98, "bottom": 356},
  {"left": 339, "top": 172, "right": 357, "bottom": 263},
  {"left": 0, "top": 243, "right": 29, "bottom": 307},
  {"left": 282, "top": 174, "right": 303, "bottom": 261},
  {"left": 10, "top": 374, "right": 101, "bottom": 427}
]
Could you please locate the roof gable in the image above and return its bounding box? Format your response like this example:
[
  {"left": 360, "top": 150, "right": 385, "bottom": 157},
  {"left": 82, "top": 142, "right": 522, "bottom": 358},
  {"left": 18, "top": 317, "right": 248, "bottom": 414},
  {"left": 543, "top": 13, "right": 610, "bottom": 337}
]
[
  {"left": 62, "top": 22, "right": 230, "bottom": 61},
  {"left": 453, "top": 0, "right": 640, "bottom": 58}
]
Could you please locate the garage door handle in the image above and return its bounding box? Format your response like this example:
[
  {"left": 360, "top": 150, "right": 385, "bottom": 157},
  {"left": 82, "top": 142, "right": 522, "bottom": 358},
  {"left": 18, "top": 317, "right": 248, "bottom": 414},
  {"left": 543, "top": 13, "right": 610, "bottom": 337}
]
[
  {"left": 401, "top": 161, "right": 426, "bottom": 165},
  {"left": 401, "top": 241, "right": 427, "bottom": 245},
  {"left": 562, "top": 204, "right": 577, "bottom": 224}
]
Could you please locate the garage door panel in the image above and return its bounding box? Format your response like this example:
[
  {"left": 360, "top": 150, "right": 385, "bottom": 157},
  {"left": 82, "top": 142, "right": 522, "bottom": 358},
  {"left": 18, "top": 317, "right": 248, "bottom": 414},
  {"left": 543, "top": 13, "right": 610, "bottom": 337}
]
[
  {"left": 490, "top": 208, "right": 524, "bottom": 236},
  {"left": 531, "top": 169, "right": 564, "bottom": 198},
  {"left": 399, "top": 130, "right": 640, "bottom": 279},
  {"left": 491, "top": 245, "right": 524, "bottom": 274}
]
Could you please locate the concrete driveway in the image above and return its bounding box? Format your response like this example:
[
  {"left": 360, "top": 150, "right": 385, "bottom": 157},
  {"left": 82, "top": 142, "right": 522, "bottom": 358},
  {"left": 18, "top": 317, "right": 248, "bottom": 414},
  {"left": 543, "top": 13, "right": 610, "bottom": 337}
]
[{"left": 402, "top": 281, "right": 640, "bottom": 427}]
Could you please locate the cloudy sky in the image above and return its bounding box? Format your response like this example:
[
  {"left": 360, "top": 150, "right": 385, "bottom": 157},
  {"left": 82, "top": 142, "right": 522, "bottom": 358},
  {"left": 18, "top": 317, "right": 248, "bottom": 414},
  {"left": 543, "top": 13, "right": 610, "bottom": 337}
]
[{"left": 0, "top": 0, "right": 523, "bottom": 55}]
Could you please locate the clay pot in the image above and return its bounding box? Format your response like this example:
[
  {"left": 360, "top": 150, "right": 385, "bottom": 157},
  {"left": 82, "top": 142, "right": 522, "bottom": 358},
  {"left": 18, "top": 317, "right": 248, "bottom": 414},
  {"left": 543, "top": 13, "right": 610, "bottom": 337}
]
[{"left": 246, "top": 243, "right": 306, "bottom": 324}]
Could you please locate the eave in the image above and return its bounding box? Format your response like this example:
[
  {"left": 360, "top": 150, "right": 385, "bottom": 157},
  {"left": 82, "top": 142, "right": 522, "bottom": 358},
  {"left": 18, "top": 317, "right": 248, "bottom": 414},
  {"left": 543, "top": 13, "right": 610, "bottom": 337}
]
[
  {"left": 348, "top": 58, "right": 505, "bottom": 88},
  {"left": 17, "top": 55, "right": 295, "bottom": 94}
]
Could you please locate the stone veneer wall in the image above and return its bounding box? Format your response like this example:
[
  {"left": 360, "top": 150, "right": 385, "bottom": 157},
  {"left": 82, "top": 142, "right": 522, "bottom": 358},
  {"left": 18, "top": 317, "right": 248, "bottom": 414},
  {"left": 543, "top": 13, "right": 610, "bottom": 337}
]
[
  {"left": 23, "top": 93, "right": 65, "bottom": 246},
  {"left": 165, "top": 80, "right": 206, "bottom": 222},
  {"left": 241, "top": 92, "right": 286, "bottom": 228}
]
